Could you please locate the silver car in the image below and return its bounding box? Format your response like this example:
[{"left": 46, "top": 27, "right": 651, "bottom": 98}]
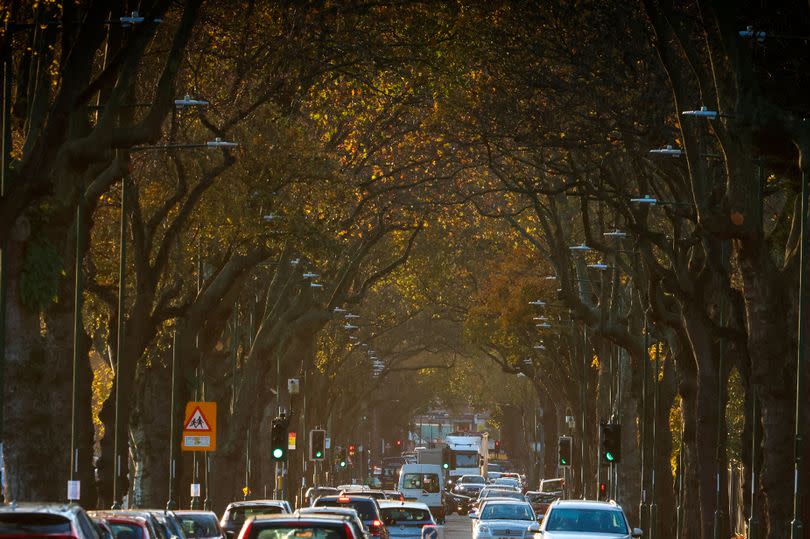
[
  {"left": 471, "top": 500, "right": 539, "bottom": 539},
  {"left": 377, "top": 501, "right": 435, "bottom": 539},
  {"left": 539, "top": 500, "right": 642, "bottom": 538}
]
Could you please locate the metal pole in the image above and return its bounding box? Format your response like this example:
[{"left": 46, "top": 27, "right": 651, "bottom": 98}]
[
  {"left": 581, "top": 325, "right": 587, "bottom": 497},
  {"left": 639, "top": 312, "right": 648, "bottom": 529},
  {"left": 69, "top": 197, "right": 85, "bottom": 503},
  {"left": 676, "top": 440, "right": 683, "bottom": 539},
  {"left": 791, "top": 168, "right": 808, "bottom": 538},
  {"left": 649, "top": 342, "right": 659, "bottom": 539},
  {"left": 0, "top": 53, "right": 11, "bottom": 505},
  {"left": 111, "top": 178, "right": 127, "bottom": 509},
  {"left": 748, "top": 384, "right": 760, "bottom": 539},
  {"left": 714, "top": 260, "right": 726, "bottom": 539},
  {"left": 167, "top": 330, "right": 177, "bottom": 510}
]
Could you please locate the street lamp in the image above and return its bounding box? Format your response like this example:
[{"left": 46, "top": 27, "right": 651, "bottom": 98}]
[
  {"left": 343, "top": 323, "right": 359, "bottom": 330},
  {"left": 569, "top": 244, "right": 592, "bottom": 252},
  {"left": 587, "top": 263, "right": 610, "bottom": 271},
  {"left": 303, "top": 272, "right": 319, "bottom": 279},
  {"left": 649, "top": 145, "right": 683, "bottom": 157},
  {"left": 630, "top": 194, "right": 658, "bottom": 205},
  {"left": 529, "top": 300, "right": 546, "bottom": 306},
  {"left": 681, "top": 106, "right": 721, "bottom": 120},
  {"left": 603, "top": 230, "right": 628, "bottom": 238}
]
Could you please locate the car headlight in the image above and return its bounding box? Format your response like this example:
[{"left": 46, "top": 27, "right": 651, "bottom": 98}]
[{"left": 476, "top": 526, "right": 491, "bottom": 536}]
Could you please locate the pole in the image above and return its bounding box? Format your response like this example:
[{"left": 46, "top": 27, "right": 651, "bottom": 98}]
[
  {"left": 714, "top": 254, "right": 726, "bottom": 539},
  {"left": 748, "top": 385, "right": 760, "bottom": 539},
  {"left": 69, "top": 197, "right": 85, "bottom": 503},
  {"left": 639, "top": 311, "right": 648, "bottom": 529},
  {"left": 790, "top": 168, "right": 808, "bottom": 538},
  {"left": 111, "top": 177, "right": 127, "bottom": 509},
  {"left": 581, "top": 325, "right": 587, "bottom": 497},
  {"left": 167, "top": 331, "right": 177, "bottom": 510},
  {"left": 649, "top": 342, "right": 659, "bottom": 539},
  {"left": 0, "top": 54, "right": 11, "bottom": 505}
]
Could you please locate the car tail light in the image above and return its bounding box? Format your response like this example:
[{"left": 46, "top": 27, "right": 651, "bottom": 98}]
[
  {"left": 372, "top": 520, "right": 383, "bottom": 528},
  {"left": 338, "top": 496, "right": 351, "bottom": 503}
]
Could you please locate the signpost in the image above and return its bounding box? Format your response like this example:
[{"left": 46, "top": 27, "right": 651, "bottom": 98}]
[{"left": 182, "top": 402, "right": 217, "bottom": 452}]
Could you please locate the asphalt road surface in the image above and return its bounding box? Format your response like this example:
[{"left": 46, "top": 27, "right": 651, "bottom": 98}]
[{"left": 444, "top": 514, "right": 472, "bottom": 539}]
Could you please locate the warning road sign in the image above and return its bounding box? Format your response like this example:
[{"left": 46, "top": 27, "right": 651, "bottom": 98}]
[{"left": 182, "top": 402, "right": 216, "bottom": 451}]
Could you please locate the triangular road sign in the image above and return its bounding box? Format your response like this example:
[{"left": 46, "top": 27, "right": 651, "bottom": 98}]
[{"left": 184, "top": 406, "right": 212, "bottom": 432}]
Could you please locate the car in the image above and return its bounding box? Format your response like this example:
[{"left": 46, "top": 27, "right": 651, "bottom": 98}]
[
  {"left": 219, "top": 501, "right": 289, "bottom": 539},
  {"left": 236, "top": 515, "right": 362, "bottom": 539},
  {"left": 377, "top": 501, "right": 435, "bottom": 539},
  {"left": 306, "top": 486, "right": 341, "bottom": 505},
  {"left": 538, "top": 478, "right": 565, "bottom": 497},
  {"left": 491, "top": 478, "right": 521, "bottom": 491},
  {"left": 443, "top": 490, "right": 473, "bottom": 515},
  {"left": 477, "top": 487, "right": 525, "bottom": 504},
  {"left": 91, "top": 518, "right": 114, "bottom": 539},
  {"left": 539, "top": 500, "right": 642, "bottom": 538},
  {"left": 174, "top": 512, "right": 224, "bottom": 539},
  {"left": 457, "top": 475, "right": 487, "bottom": 486},
  {"left": 295, "top": 507, "right": 369, "bottom": 539},
  {"left": 454, "top": 483, "right": 484, "bottom": 497},
  {"left": 383, "top": 491, "right": 405, "bottom": 502},
  {"left": 0, "top": 504, "right": 100, "bottom": 539},
  {"left": 469, "top": 500, "right": 538, "bottom": 539},
  {"left": 90, "top": 513, "right": 162, "bottom": 539},
  {"left": 146, "top": 511, "right": 186, "bottom": 539},
  {"left": 313, "top": 495, "right": 388, "bottom": 539},
  {"left": 339, "top": 489, "right": 389, "bottom": 502},
  {"left": 397, "top": 464, "right": 445, "bottom": 524},
  {"left": 525, "top": 491, "right": 559, "bottom": 517}
]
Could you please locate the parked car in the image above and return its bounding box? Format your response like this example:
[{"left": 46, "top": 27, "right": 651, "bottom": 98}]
[
  {"left": 219, "top": 501, "right": 289, "bottom": 539},
  {"left": 0, "top": 503, "right": 100, "bottom": 539},
  {"left": 539, "top": 500, "right": 642, "bottom": 538},
  {"left": 295, "top": 507, "right": 368, "bottom": 539},
  {"left": 146, "top": 512, "right": 186, "bottom": 539},
  {"left": 236, "top": 515, "right": 362, "bottom": 539},
  {"left": 174, "top": 512, "right": 223, "bottom": 539},
  {"left": 90, "top": 513, "right": 161, "bottom": 539},
  {"left": 313, "top": 495, "right": 388, "bottom": 539},
  {"left": 469, "top": 500, "right": 538, "bottom": 539},
  {"left": 91, "top": 518, "right": 114, "bottom": 539},
  {"left": 377, "top": 501, "right": 435, "bottom": 539}
]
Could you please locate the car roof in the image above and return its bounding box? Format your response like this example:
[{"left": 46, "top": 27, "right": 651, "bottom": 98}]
[
  {"left": 249, "top": 515, "right": 351, "bottom": 524},
  {"left": 480, "top": 499, "right": 530, "bottom": 506},
  {"left": 297, "top": 508, "right": 358, "bottom": 515},
  {"left": 377, "top": 501, "right": 430, "bottom": 510},
  {"left": 317, "top": 495, "right": 375, "bottom": 502},
  {"left": 174, "top": 511, "right": 217, "bottom": 516},
  {"left": 551, "top": 500, "right": 621, "bottom": 510},
  {"left": 226, "top": 500, "right": 287, "bottom": 508},
  {"left": 0, "top": 504, "right": 82, "bottom": 515}
]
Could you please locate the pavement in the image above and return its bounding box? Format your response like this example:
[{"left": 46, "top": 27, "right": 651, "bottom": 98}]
[{"left": 443, "top": 514, "right": 472, "bottom": 539}]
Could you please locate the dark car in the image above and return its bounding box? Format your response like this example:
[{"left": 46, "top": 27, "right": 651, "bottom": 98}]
[
  {"left": 525, "top": 491, "right": 559, "bottom": 517},
  {"left": 174, "top": 512, "right": 224, "bottom": 539},
  {"left": 313, "top": 496, "right": 388, "bottom": 539},
  {"left": 306, "top": 487, "right": 341, "bottom": 506},
  {"left": 145, "top": 512, "right": 186, "bottom": 539},
  {"left": 219, "top": 502, "right": 289, "bottom": 539},
  {"left": 0, "top": 504, "right": 100, "bottom": 539},
  {"left": 236, "top": 515, "right": 361, "bottom": 539},
  {"left": 89, "top": 512, "right": 166, "bottom": 539}
]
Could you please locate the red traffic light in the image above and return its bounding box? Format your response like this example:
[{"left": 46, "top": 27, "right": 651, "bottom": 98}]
[
  {"left": 494, "top": 440, "right": 501, "bottom": 450},
  {"left": 348, "top": 444, "right": 356, "bottom": 456},
  {"left": 396, "top": 439, "right": 402, "bottom": 446},
  {"left": 599, "top": 482, "right": 607, "bottom": 498}
]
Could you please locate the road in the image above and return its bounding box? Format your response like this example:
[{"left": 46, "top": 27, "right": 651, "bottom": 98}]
[{"left": 443, "top": 514, "right": 472, "bottom": 539}]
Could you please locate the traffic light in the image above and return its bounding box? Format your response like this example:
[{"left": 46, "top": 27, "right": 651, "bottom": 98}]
[
  {"left": 600, "top": 423, "right": 622, "bottom": 464},
  {"left": 310, "top": 429, "right": 326, "bottom": 461},
  {"left": 441, "top": 445, "right": 451, "bottom": 470},
  {"left": 271, "top": 415, "right": 289, "bottom": 461},
  {"left": 558, "top": 436, "right": 572, "bottom": 467},
  {"left": 599, "top": 482, "right": 607, "bottom": 499},
  {"left": 396, "top": 439, "right": 402, "bottom": 447},
  {"left": 348, "top": 444, "right": 356, "bottom": 457},
  {"left": 494, "top": 440, "right": 501, "bottom": 452},
  {"left": 337, "top": 447, "right": 347, "bottom": 468}
]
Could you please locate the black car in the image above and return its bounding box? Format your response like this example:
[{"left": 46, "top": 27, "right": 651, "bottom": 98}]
[{"left": 313, "top": 496, "right": 388, "bottom": 539}]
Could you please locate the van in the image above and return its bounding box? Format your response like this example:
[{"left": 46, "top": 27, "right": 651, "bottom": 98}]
[{"left": 397, "top": 463, "right": 445, "bottom": 523}]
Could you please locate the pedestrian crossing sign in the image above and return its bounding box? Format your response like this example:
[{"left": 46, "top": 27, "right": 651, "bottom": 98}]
[{"left": 182, "top": 401, "right": 217, "bottom": 452}]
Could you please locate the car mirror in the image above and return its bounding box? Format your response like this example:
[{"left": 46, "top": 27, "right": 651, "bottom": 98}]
[
  {"left": 527, "top": 523, "right": 541, "bottom": 533},
  {"left": 468, "top": 511, "right": 478, "bottom": 519},
  {"left": 631, "top": 528, "right": 644, "bottom": 538}
]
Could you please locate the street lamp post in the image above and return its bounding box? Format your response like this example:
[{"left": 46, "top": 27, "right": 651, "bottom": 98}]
[
  {"left": 0, "top": 56, "right": 10, "bottom": 505},
  {"left": 166, "top": 330, "right": 178, "bottom": 510}
]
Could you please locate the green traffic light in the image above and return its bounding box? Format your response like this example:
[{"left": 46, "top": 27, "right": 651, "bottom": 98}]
[
  {"left": 315, "top": 451, "right": 323, "bottom": 458},
  {"left": 560, "top": 458, "right": 567, "bottom": 465},
  {"left": 273, "top": 448, "right": 284, "bottom": 459},
  {"left": 340, "top": 461, "right": 347, "bottom": 467},
  {"left": 442, "top": 463, "right": 449, "bottom": 469},
  {"left": 605, "top": 452, "right": 615, "bottom": 462}
]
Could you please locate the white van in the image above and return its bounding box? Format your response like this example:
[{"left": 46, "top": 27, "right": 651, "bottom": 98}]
[{"left": 398, "top": 463, "right": 445, "bottom": 523}]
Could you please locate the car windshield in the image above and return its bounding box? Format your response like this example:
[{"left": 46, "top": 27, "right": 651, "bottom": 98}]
[
  {"left": 401, "top": 474, "right": 440, "bottom": 493},
  {"left": 109, "top": 523, "right": 145, "bottom": 539},
  {"left": 482, "top": 490, "right": 523, "bottom": 500},
  {"left": 460, "top": 476, "right": 485, "bottom": 484},
  {"left": 176, "top": 515, "right": 219, "bottom": 538},
  {"left": 228, "top": 507, "right": 283, "bottom": 524},
  {"left": 379, "top": 508, "right": 432, "bottom": 523},
  {"left": 0, "top": 514, "right": 73, "bottom": 535},
  {"left": 314, "top": 500, "right": 376, "bottom": 522},
  {"left": 454, "top": 453, "right": 479, "bottom": 467},
  {"left": 251, "top": 525, "right": 347, "bottom": 539},
  {"left": 545, "top": 508, "right": 628, "bottom": 534},
  {"left": 480, "top": 505, "right": 534, "bottom": 521}
]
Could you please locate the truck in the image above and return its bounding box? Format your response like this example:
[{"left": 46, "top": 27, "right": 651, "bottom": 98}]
[{"left": 444, "top": 432, "right": 489, "bottom": 479}]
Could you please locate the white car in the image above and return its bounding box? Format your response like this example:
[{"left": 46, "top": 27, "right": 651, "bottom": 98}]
[
  {"left": 539, "top": 500, "right": 642, "bottom": 538},
  {"left": 378, "top": 501, "right": 436, "bottom": 539},
  {"left": 470, "top": 500, "right": 539, "bottom": 539}
]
